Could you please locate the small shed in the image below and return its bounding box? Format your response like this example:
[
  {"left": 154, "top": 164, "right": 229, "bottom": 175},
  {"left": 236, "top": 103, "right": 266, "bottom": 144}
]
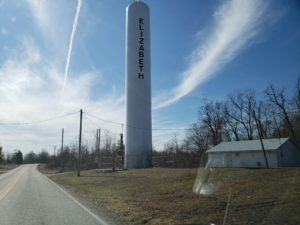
[{"left": 206, "top": 138, "right": 300, "bottom": 168}]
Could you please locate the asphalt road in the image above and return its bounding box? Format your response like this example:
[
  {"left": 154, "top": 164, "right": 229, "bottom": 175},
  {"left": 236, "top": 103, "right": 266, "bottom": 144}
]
[{"left": 0, "top": 164, "right": 109, "bottom": 225}]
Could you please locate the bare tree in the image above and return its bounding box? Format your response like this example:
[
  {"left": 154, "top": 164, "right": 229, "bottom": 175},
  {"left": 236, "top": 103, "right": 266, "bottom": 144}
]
[
  {"left": 228, "top": 90, "right": 256, "bottom": 140},
  {"left": 172, "top": 133, "right": 180, "bottom": 153},
  {"left": 223, "top": 103, "right": 240, "bottom": 141},
  {"left": 186, "top": 123, "right": 210, "bottom": 153},
  {"left": 182, "top": 139, "right": 190, "bottom": 153},
  {"left": 252, "top": 101, "right": 267, "bottom": 139},
  {"left": 163, "top": 142, "right": 175, "bottom": 154},
  {"left": 252, "top": 107, "right": 269, "bottom": 168},
  {"left": 265, "top": 85, "right": 296, "bottom": 141},
  {"left": 0, "top": 146, "right": 3, "bottom": 163},
  {"left": 293, "top": 78, "right": 300, "bottom": 144},
  {"left": 260, "top": 103, "right": 275, "bottom": 139},
  {"left": 103, "top": 131, "right": 115, "bottom": 154},
  {"left": 200, "top": 101, "right": 225, "bottom": 145}
]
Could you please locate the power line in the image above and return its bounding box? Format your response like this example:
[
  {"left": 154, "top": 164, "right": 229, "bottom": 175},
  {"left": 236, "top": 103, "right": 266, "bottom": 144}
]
[
  {"left": 85, "top": 112, "right": 193, "bottom": 131},
  {"left": 84, "top": 115, "right": 119, "bottom": 135},
  {"left": 0, "top": 111, "right": 79, "bottom": 126},
  {"left": 0, "top": 109, "right": 193, "bottom": 132},
  {"left": 85, "top": 112, "right": 123, "bottom": 126}
]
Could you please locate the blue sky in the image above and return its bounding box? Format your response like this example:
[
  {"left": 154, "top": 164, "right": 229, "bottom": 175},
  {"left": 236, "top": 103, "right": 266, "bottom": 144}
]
[{"left": 0, "top": 0, "right": 299, "bottom": 154}]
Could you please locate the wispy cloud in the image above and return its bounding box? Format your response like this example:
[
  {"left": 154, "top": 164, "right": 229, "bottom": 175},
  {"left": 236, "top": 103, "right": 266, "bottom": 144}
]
[
  {"left": 27, "top": 0, "right": 84, "bottom": 102},
  {"left": 26, "top": 0, "right": 74, "bottom": 52},
  {"left": 154, "top": 0, "right": 269, "bottom": 109},
  {"left": 0, "top": 0, "right": 125, "bottom": 153},
  {"left": 0, "top": 39, "right": 124, "bottom": 153},
  {"left": 26, "top": 0, "right": 52, "bottom": 39}
]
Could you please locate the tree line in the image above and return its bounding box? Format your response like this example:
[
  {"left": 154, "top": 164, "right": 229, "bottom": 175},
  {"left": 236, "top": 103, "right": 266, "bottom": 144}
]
[
  {"left": 0, "top": 149, "right": 23, "bottom": 165},
  {"left": 0, "top": 130, "right": 124, "bottom": 172},
  {"left": 1, "top": 78, "right": 299, "bottom": 169},
  {"left": 1, "top": 149, "right": 47, "bottom": 165},
  {"left": 159, "top": 78, "right": 300, "bottom": 167}
]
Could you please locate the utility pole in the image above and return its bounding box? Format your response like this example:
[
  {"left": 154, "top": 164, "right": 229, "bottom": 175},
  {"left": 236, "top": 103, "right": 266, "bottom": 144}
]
[
  {"left": 77, "top": 109, "right": 83, "bottom": 177},
  {"left": 253, "top": 110, "right": 269, "bottom": 168},
  {"left": 96, "top": 129, "right": 98, "bottom": 168},
  {"left": 97, "top": 129, "right": 101, "bottom": 169},
  {"left": 120, "top": 133, "right": 124, "bottom": 170},
  {"left": 60, "top": 128, "right": 64, "bottom": 172},
  {"left": 54, "top": 145, "right": 56, "bottom": 157},
  {"left": 121, "top": 123, "right": 124, "bottom": 169}
]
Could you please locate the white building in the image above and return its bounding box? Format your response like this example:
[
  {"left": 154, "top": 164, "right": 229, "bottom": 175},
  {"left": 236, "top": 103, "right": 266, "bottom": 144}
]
[{"left": 207, "top": 138, "right": 300, "bottom": 168}]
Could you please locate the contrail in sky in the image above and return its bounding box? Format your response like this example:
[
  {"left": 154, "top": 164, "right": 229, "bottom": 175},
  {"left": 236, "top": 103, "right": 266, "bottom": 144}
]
[{"left": 60, "top": 0, "right": 82, "bottom": 102}]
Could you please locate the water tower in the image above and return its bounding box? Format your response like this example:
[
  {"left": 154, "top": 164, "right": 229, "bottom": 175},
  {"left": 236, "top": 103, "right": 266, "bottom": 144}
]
[{"left": 125, "top": 0, "right": 152, "bottom": 168}]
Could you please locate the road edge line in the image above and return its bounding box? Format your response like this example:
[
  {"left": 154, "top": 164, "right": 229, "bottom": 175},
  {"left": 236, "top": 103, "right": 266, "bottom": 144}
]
[{"left": 41, "top": 172, "right": 109, "bottom": 225}]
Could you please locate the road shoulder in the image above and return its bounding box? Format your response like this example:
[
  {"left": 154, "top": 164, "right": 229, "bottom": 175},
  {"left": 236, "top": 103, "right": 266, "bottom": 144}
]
[{"left": 38, "top": 165, "right": 122, "bottom": 225}]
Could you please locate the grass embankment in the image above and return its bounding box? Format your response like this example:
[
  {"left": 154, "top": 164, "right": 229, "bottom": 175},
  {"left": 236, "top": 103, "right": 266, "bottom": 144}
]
[
  {"left": 38, "top": 164, "right": 60, "bottom": 174},
  {"left": 43, "top": 167, "right": 300, "bottom": 225},
  {"left": 0, "top": 164, "right": 18, "bottom": 175}
]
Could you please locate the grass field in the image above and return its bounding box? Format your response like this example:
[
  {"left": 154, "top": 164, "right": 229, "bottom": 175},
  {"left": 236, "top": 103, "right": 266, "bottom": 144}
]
[
  {"left": 0, "top": 164, "right": 18, "bottom": 175},
  {"left": 41, "top": 166, "right": 300, "bottom": 225}
]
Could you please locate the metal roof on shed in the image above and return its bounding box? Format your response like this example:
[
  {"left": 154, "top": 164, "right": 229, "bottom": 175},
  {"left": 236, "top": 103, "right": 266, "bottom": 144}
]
[{"left": 206, "top": 138, "right": 290, "bottom": 153}]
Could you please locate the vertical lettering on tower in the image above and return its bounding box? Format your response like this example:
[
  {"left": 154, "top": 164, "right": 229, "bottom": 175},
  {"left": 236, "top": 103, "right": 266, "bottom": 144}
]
[{"left": 138, "top": 18, "right": 144, "bottom": 79}]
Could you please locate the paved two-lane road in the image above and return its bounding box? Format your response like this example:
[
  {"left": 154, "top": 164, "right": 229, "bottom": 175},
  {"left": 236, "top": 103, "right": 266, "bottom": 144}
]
[{"left": 0, "top": 164, "right": 109, "bottom": 225}]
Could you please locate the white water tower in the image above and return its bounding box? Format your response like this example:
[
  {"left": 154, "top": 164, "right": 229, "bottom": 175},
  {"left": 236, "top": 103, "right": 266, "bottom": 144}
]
[{"left": 125, "top": 0, "right": 152, "bottom": 168}]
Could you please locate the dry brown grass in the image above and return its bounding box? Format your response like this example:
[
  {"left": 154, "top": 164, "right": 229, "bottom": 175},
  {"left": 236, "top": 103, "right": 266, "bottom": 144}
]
[
  {"left": 44, "top": 167, "right": 300, "bottom": 225},
  {"left": 0, "top": 164, "right": 18, "bottom": 174}
]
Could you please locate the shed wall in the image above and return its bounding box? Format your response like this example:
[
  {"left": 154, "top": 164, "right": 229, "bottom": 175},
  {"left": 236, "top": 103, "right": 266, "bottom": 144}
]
[
  {"left": 208, "top": 151, "right": 278, "bottom": 168},
  {"left": 277, "top": 141, "right": 300, "bottom": 167}
]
